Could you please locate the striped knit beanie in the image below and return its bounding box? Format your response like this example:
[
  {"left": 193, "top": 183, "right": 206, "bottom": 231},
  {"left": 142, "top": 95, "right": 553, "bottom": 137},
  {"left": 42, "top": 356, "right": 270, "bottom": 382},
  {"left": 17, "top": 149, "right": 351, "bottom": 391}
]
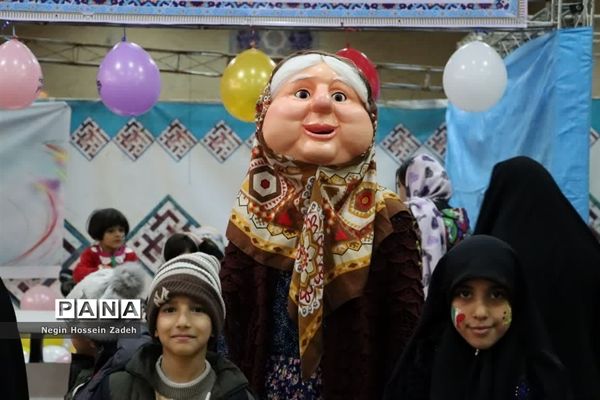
[{"left": 146, "top": 252, "right": 225, "bottom": 336}]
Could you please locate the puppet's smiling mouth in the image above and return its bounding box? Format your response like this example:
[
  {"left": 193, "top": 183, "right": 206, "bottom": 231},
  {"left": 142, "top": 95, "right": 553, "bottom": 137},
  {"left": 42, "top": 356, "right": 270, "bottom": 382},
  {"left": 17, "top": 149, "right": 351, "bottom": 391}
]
[{"left": 303, "top": 123, "right": 337, "bottom": 138}]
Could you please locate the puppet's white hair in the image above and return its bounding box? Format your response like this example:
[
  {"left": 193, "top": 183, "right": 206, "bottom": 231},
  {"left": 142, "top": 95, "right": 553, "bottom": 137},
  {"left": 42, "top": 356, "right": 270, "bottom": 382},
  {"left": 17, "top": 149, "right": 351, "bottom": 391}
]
[{"left": 270, "top": 53, "right": 369, "bottom": 105}]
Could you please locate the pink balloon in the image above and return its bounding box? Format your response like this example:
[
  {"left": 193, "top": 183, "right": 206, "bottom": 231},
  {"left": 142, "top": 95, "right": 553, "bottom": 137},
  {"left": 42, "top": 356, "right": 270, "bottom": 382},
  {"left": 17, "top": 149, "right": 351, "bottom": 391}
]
[
  {"left": 97, "top": 41, "right": 161, "bottom": 116},
  {"left": 0, "top": 39, "right": 43, "bottom": 110},
  {"left": 20, "top": 285, "right": 58, "bottom": 311}
]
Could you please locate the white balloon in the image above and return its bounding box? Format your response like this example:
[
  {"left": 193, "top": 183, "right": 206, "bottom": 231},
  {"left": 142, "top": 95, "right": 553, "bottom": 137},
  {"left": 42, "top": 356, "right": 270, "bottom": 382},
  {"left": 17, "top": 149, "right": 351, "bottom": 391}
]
[
  {"left": 443, "top": 41, "right": 508, "bottom": 112},
  {"left": 43, "top": 344, "right": 71, "bottom": 363}
]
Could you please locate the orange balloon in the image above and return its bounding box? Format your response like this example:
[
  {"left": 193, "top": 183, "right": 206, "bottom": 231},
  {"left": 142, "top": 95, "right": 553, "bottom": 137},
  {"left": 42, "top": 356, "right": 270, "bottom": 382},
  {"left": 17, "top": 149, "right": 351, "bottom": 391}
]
[{"left": 220, "top": 49, "right": 275, "bottom": 122}]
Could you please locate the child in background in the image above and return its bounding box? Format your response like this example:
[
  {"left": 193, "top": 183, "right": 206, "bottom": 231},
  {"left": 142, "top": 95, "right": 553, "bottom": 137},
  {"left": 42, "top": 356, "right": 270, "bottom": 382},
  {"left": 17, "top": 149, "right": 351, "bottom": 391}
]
[
  {"left": 101, "top": 253, "right": 253, "bottom": 400},
  {"left": 396, "top": 154, "right": 470, "bottom": 296},
  {"left": 163, "top": 226, "right": 226, "bottom": 263},
  {"left": 72, "top": 208, "right": 138, "bottom": 283},
  {"left": 64, "top": 261, "right": 149, "bottom": 400},
  {"left": 383, "top": 235, "right": 569, "bottom": 400}
]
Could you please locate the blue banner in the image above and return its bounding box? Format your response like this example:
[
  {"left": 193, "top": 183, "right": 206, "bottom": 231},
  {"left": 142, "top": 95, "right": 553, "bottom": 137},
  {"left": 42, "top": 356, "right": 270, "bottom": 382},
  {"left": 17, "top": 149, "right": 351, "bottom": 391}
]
[{"left": 446, "top": 28, "right": 593, "bottom": 223}]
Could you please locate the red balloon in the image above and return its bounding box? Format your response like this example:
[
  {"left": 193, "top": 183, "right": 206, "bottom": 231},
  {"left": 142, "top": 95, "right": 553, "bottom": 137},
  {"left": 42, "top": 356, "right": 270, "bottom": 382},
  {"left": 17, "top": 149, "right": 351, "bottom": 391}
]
[{"left": 336, "top": 47, "right": 380, "bottom": 101}]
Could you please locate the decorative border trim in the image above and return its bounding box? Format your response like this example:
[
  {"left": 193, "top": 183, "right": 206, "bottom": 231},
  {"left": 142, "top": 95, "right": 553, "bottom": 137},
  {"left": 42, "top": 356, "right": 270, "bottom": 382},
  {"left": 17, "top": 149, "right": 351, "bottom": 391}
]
[{"left": 0, "top": 1, "right": 527, "bottom": 28}]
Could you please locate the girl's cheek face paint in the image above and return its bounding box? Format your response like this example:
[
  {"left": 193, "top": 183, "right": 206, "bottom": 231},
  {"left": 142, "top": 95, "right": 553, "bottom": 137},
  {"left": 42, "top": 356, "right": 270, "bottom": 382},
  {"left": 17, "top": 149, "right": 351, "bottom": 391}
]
[
  {"left": 451, "top": 306, "right": 466, "bottom": 328},
  {"left": 502, "top": 304, "right": 513, "bottom": 326}
]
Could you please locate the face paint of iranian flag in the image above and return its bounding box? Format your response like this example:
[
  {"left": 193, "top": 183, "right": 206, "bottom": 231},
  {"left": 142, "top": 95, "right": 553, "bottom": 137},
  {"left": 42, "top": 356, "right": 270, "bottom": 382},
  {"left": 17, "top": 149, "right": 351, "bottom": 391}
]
[
  {"left": 502, "top": 305, "right": 512, "bottom": 326},
  {"left": 451, "top": 305, "right": 466, "bottom": 328}
]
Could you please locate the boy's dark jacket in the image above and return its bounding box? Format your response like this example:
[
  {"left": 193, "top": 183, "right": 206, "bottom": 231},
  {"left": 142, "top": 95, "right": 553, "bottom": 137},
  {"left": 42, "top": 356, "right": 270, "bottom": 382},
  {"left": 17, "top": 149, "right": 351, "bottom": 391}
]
[
  {"left": 66, "top": 335, "right": 152, "bottom": 400},
  {"left": 96, "top": 342, "right": 253, "bottom": 400}
]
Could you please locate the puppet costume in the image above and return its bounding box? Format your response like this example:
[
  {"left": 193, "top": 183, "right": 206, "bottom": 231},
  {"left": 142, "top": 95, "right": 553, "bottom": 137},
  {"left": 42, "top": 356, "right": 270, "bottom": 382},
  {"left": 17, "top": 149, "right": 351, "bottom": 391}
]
[{"left": 221, "top": 51, "right": 423, "bottom": 400}]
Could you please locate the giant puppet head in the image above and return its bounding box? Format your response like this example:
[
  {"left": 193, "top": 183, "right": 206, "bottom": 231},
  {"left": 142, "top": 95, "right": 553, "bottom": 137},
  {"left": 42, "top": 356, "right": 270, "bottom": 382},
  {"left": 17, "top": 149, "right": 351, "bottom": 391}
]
[{"left": 258, "top": 51, "right": 377, "bottom": 166}]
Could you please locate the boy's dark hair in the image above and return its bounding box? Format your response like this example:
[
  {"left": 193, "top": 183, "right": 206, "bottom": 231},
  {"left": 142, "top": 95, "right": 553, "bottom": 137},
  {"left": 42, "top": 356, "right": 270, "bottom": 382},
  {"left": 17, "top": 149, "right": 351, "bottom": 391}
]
[
  {"left": 198, "top": 239, "right": 224, "bottom": 261},
  {"left": 87, "top": 208, "right": 130, "bottom": 241},
  {"left": 163, "top": 233, "right": 225, "bottom": 262},
  {"left": 163, "top": 233, "right": 197, "bottom": 262}
]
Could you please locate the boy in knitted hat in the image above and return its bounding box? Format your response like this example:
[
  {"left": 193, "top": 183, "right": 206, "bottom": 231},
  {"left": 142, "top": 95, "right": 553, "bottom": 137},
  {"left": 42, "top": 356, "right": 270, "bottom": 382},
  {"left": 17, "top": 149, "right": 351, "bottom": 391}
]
[{"left": 100, "top": 253, "right": 253, "bottom": 400}]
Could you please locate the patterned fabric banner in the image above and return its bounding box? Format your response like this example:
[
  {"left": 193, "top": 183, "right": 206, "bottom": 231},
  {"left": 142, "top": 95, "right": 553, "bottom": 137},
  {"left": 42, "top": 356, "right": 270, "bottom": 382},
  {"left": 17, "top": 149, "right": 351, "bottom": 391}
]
[
  {"left": 63, "top": 99, "right": 448, "bottom": 275},
  {"left": 0, "top": 0, "right": 526, "bottom": 28},
  {"left": 3, "top": 97, "right": 599, "bottom": 305},
  {"left": 62, "top": 95, "right": 600, "bottom": 279}
]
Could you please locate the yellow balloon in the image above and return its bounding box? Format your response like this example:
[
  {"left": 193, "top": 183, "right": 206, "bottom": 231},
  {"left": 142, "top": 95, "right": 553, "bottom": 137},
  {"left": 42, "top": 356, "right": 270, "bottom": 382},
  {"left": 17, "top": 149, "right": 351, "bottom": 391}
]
[
  {"left": 220, "top": 48, "right": 275, "bottom": 122},
  {"left": 21, "top": 337, "right": 30, "bottom": 352}
]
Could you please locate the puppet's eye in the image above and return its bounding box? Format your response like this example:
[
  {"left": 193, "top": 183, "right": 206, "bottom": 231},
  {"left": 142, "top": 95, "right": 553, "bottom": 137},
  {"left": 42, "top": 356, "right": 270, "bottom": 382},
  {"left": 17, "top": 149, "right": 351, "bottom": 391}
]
[
  {"left": 295, "top": 89, "right": 310, "bottom": 99},
  {"left": 332, "top": 92, "right": 347, "bottom": 102}
]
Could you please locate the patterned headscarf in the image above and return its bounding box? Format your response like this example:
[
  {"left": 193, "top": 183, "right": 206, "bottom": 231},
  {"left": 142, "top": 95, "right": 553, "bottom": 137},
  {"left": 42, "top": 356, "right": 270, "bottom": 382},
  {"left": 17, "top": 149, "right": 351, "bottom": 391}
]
[
  {"left": 403, "top": 154, "right": 451, "bottom": 296},
  {"left": 226, "top": 51, "right": 407, "bottom": 379}
]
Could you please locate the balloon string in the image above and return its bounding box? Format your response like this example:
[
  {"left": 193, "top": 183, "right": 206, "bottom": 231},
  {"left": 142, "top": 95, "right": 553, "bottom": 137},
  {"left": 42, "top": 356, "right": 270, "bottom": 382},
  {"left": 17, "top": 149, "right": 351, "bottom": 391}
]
[
  {"left": 250, "top": 27, "right": 256, "bottom": 49},
  {"left": 341, "top": 23, "right": 349, "bottom": 48},
  {"left": 122, "top": 26, "right": 127, "bottom": 42},
  {"left": 12, "top": 23, "right": 15, "bottom": 38},
  {"left": 341, "top": 24, "right": 355, "bottom": 49},
  {"left": 473, "top": 29, "right": 485, "bottom": 41}
]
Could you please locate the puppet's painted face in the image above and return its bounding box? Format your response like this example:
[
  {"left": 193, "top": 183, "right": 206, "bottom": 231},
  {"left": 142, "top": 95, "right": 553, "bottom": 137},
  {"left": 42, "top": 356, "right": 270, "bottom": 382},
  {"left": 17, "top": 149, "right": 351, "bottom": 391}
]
[
  {"left": 261, "top": 62, "right": 373, "bottom": 166},
  {"left": 451, "top": 278, "right": 512, "bottom": 350}
]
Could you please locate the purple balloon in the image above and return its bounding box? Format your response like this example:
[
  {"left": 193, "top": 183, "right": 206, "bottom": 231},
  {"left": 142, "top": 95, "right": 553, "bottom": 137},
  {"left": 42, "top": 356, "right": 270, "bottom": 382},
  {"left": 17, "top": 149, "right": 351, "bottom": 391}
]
[{"left": 97, "top": 41, "right": 161, "bottom": 116}]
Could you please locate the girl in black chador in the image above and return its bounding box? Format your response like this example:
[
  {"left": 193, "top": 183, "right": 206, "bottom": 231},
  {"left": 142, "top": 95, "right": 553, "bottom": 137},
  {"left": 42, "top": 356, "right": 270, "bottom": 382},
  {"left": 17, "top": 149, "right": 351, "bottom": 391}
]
[
  {"left": 383, "top": 235, "right": 570, "bottom": 400},
  {"left": 475, "top": 156, "right": 600, "bottom": 400}
]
